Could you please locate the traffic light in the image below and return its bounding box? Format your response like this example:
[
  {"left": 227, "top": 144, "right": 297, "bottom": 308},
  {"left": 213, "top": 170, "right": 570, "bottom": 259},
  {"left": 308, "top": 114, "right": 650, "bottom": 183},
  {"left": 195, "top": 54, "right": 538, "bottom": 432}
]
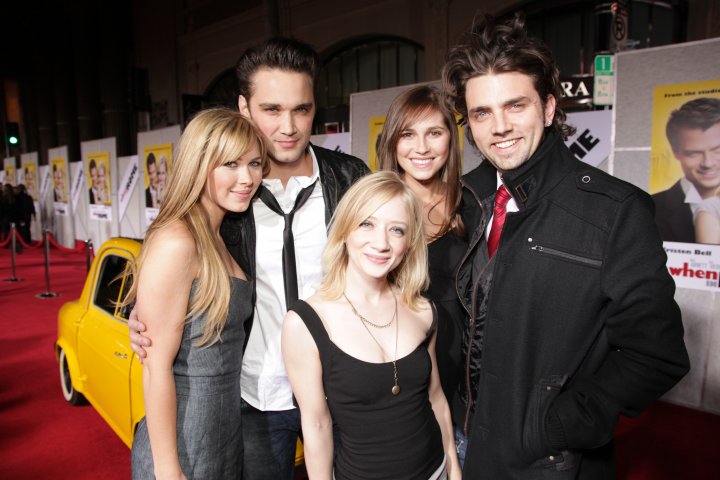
[{"left": 6, "top": 122, "right": 19, "bottom": 145}]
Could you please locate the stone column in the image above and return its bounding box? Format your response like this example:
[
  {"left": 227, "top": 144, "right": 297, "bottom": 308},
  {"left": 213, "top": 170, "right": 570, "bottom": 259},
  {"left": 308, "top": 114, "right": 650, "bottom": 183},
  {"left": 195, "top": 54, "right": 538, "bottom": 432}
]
[{"left": 423, "top": 0, "right": 450, "bottom": 81}]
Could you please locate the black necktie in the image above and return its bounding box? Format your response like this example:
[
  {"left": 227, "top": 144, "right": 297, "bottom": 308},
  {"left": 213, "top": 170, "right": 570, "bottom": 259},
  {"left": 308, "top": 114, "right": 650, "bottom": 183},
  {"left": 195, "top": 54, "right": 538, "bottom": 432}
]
[{"left": 258, "top": 180, "right": 318, "bottom": 309}]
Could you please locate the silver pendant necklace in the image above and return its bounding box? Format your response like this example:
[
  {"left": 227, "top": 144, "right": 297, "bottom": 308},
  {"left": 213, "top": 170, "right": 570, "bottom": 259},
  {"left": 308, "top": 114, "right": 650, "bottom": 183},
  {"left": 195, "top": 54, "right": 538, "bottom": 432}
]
[
  {"left": 344, "top": 291, "right": 400, "bottom": 395},
  {"left": 343, "top": 292, "right": 395, "bottom": 328}
]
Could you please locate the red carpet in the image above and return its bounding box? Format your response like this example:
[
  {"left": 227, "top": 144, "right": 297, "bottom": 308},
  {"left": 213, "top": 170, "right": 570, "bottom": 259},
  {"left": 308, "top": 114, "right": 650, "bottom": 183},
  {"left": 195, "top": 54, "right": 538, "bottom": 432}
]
[
  {"left": 1, "top": 241, "right": 718, "bottom": 479},
  {"left": 615, "top": 400, "right": 720, "bottom": 479},
  {"left": 0, "top": 242, "right": 129, "bottom": 479}
]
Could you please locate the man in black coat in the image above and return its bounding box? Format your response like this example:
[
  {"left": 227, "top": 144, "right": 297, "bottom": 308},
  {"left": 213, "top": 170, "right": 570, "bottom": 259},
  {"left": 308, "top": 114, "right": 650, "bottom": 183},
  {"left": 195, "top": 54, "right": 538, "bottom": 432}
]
[{"left": 442, "top": 13, "right": 689, "bottom": 479}]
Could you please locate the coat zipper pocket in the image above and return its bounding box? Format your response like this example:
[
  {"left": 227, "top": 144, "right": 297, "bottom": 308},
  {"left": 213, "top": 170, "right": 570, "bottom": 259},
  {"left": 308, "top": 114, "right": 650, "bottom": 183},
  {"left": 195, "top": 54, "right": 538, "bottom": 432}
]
[{"left": 530, "top": 244, "right": 602, "bottom": 268}]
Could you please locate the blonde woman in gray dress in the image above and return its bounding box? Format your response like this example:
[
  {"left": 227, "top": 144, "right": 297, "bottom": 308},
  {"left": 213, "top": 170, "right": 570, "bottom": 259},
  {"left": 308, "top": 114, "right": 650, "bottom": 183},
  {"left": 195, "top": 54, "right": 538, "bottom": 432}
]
[{"left": 125, "top": 108, "right": 267, "bottom": 479}]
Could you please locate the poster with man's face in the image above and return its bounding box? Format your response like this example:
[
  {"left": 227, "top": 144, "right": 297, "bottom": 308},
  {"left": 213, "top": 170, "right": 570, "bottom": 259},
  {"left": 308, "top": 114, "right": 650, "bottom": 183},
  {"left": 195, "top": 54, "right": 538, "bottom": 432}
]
[
  {"left": 86, "top": 152, "right": 112, "bottom": 222},
  {"left": 649, "top": 79, "right": 720, "bottom": 245},
  {"left": 23, "top": 161, "right": 38, "bottom": 201},
  {"left": 87, "top": 154, "right": 111, "bottom": 206},
  {"left": 6, "top": 165, "right": 16, "bottom": 186},
  {"left": 143, "top": 144, "right": 173, "bottom": 224},
  {"left": 51, "top": 158, "right": 68, "bottom": 204}
]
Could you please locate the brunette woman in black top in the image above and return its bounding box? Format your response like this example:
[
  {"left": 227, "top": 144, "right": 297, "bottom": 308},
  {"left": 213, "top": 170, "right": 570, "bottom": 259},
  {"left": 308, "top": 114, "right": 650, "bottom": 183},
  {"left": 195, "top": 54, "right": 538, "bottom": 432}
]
[{"left": 376, "top": 85, "right": 467, "bottom": 416}]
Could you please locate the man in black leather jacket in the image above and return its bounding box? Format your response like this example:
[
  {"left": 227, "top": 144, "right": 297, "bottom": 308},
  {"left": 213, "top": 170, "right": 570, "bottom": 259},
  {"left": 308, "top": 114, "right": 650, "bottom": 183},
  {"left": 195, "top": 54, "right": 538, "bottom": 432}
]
[
  {"left": 131, "top": 37, "right": 368, "bottom": 480},
  {"left": 442, "top": 13, "right": 689, "bottom": 479}
]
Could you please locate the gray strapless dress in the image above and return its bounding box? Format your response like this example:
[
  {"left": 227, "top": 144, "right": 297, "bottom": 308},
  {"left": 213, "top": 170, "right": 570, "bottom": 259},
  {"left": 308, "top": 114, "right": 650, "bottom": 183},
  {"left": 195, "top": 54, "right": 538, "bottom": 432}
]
[{"left": 131, "top": 278, "right": 252, "bottom": 479}]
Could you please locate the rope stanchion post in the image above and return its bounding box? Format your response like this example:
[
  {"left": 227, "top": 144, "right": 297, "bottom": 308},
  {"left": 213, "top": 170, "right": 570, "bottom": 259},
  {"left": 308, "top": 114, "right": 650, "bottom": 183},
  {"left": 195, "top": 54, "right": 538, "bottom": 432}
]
[
  {"left": 3, "top": 223, "right": 23, "bottom": 282},
  {"left": 86, "top": 238, "right": 94, "bottom": 272},
  {"left": 36, "top": 229, "right": 60, "bottom": 299}
]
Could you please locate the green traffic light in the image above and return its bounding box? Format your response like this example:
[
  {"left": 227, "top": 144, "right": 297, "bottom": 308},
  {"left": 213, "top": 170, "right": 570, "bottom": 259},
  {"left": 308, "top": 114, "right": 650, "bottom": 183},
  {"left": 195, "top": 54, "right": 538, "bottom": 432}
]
[{"left": 6, "top": 122, "right": 20, "bottom": 145}]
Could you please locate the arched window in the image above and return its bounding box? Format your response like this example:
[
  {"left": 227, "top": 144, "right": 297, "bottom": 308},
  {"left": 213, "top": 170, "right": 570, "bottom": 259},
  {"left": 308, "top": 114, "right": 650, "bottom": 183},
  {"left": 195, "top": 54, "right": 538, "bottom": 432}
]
[
  {"left": 314, "top": 36, "right": 425, "bottom": 134},
  {"left": 196, "top": 37, "right": 425, "bottom": 133},
  {"left": 183, "top": 68, "right": 237, "bottom": 125}
]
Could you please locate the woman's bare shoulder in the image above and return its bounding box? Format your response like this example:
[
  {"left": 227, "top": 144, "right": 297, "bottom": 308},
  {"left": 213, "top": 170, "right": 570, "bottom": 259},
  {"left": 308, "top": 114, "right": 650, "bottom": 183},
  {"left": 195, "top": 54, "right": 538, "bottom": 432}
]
[{"left": 143, "top": 221, "right": 198, "bottom": 275}]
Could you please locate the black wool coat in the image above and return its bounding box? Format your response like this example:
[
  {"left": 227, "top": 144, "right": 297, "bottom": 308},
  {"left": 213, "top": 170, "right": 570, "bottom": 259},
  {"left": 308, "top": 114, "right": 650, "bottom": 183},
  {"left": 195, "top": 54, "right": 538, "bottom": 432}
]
[{"left": 456, "top": 132, "right": 690, "bottom": 479}]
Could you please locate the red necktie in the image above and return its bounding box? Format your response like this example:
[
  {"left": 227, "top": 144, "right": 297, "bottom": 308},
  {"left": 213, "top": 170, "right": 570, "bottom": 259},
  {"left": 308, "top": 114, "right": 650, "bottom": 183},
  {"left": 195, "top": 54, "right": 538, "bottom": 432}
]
[{"left": 487, "top": 185, "right": 512, "bottom": 258}]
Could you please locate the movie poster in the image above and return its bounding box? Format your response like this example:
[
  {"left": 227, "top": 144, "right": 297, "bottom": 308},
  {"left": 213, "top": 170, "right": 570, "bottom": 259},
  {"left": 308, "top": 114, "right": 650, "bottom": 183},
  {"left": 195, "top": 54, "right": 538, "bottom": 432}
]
[
  {"left": 367, "top": 115, "right": 386, "bottom": 172},
  {"left": 51, "top": 158, "right": 69, "bottom": 216},
  {"left": 143, "top": 144, "right": 173, "bottom": 225},
  {"left": 22, "top": 161, "right": 38, "bottom": 201},
  {"left": 86, "top": 152, "right": 112, "bottom": 221},
  {"left": 663, "top": 242, "right": 720, "bottom": 292},
  {"left": 5, "top": 165, "right": 16, "bottom": 186},
  {"left": 649, "top": 79, "right": 720, "bottom": 292},
  {"left": 649, "top": 79, "right": 720, "bottom": 245}
]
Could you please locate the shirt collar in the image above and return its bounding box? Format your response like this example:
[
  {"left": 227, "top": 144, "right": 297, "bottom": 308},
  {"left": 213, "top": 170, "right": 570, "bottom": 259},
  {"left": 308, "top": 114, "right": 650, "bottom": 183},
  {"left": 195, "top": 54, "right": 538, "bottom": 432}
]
[
  {"left": 261, "top": 146, "right": 320, "bottom": 195},
  {"left": 679, "top": 177, "right": 703, "bottom": 205},
  {"left": 497, "top": 171, "right": 519, "bottom": 213}
]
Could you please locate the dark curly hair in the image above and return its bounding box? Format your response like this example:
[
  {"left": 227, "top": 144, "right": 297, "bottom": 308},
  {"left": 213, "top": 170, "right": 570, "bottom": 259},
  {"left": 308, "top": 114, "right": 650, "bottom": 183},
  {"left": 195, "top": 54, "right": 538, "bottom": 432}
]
[
  {"left": 442, "top": 12, "right": 575, "bottom": 146},
  {"left": 236, "top": 37, "right": 320, "bottom": 100}
]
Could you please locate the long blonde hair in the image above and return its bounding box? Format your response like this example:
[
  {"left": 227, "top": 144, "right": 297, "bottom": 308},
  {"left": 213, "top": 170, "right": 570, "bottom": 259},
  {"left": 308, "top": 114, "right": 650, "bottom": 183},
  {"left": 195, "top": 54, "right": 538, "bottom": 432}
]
[
  {"left": 125, "top": 108, "right": 268, "bottom": 346},
  {"left": 317, "top": 171, "right": 428, "bottom": 309}
]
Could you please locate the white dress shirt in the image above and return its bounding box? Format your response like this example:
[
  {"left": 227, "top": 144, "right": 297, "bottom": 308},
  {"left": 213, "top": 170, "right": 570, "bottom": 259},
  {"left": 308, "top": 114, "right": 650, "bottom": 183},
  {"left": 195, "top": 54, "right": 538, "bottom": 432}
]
[
  {"left": 680, "top": 177, "right": 705, "bottom": 216},
  {"left": 241, "top": 147, "right": 327, "bottom": 411}
]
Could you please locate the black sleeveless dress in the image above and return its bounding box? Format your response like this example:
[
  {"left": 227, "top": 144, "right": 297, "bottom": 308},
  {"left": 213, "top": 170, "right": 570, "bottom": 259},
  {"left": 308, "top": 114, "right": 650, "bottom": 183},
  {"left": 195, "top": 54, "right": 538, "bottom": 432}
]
[
  {"left": 291, "top": 300, "right": 444, "bottom": 480},
  {"left": 427, "top": 230, "right": 468, "bottom": 405}
]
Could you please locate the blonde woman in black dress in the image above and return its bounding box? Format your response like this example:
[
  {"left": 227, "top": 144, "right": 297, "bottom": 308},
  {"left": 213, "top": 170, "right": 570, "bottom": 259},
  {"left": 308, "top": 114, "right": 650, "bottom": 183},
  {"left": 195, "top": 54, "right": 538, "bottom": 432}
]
[{"left": 282, "top": 172, "right": 461, "bottom": 480}]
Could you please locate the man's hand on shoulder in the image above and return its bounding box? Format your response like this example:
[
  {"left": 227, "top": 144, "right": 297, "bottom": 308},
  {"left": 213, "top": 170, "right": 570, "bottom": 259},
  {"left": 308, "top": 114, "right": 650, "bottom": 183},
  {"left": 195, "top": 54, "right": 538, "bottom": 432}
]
[{"left": 128, "top": 305, "right": 151, "bottom": 363}]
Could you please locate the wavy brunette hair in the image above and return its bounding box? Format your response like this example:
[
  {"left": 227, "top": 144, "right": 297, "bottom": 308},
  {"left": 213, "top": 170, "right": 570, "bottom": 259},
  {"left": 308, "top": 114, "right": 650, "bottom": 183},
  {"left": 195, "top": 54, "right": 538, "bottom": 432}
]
[
  {"left": 442, "top": 12, "right": 576, "bottom": 145},
  {"left": 377, "top": 85, "right": 464, "bottom": 240}
]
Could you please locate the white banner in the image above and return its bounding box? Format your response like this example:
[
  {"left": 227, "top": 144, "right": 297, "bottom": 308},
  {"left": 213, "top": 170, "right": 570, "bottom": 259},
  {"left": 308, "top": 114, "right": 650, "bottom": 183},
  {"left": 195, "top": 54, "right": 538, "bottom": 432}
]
[
  {"left": 89, "top": 203, "right": 112, "bottom": 222},
  {"left": 118, "top": 156, "right": 139, "bottom": 222},
  {"left": 40, "top": 169, "right": 51, "bottom": 201},
  {"left": 564, "top": 110, "right": 613, "bottom": 167},
  {"left": 145, "top": 207, "right": 159, "bottom": 225},
  {"left": 70, "top": 165, "right": 85, "bottom": 213},
  {"left": 310, "top": 132, "right": 351, "bottom": 155},
  {"left": 663, "top": 241, "right": 720, "bottom": 292},
  {"left": 54, "top": 202, "right": 69, "bottom": 216}
]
